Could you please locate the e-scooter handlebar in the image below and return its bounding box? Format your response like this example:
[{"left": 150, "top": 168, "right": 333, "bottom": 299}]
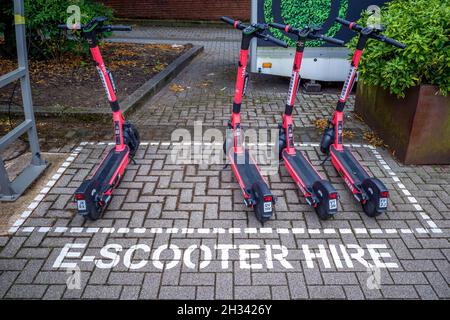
[
  {"left": 269, "top": 22, "right": 344, "bottom": 46},
  {"left": 335, "top": 17, "right": 405, "bottom": 49},
  {"left": 221, "top": 16, "right": 245, "bottom": 30},
  {"left": 311, "top": 34, "right": 344, "bottom": 46},
  {"left": 259, "top": 33, "right": 288, "bottom": 48},
  {"left": 374, "top": 34, "right": 406, "bottom": 49},
  {"left": 57, "top": 23, "right": 132, "bottom": 32},
  {"left": 104, "top": 25, "right": 132, "bottom": 32},
  {"left": 269, "top": 22, "right": 291, "bottom": 32},
  {"left": 221, "top": 16, "right": 288, "bottom": 48}
]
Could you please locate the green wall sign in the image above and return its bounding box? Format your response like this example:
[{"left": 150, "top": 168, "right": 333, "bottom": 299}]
[
  {"left": 261, "top": 0, "right": 391, "bottom": 47},
  {"left": 264, "top": 0, "right": 349, "bottom": 47}
]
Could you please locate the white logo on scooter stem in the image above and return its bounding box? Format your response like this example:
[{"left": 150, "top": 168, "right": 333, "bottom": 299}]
[{"left": 340, "top": 66, "right": 356, "bottom": 100}]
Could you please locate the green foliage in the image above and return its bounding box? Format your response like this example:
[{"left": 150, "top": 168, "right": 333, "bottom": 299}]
[
  {"left": 1, "top": 0, "right": 113, "bottom": 59},
  {"left": 264, "top": 0, "right": 348, "bottom": 47},
  {"left": 348, "top": 0, "right": 450, "bottom": 97}
]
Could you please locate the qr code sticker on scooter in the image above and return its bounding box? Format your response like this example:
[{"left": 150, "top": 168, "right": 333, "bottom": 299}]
[
  {"left": 77, "top": 200, "right": 87, "bottom": 211},
  {"left": 379, "top": 198, "right": 388, "bottom": 208},
  {"left": 329, "top": 199, "right": 337, "bottom": 210},
  {"left": 264, "top": 202, "right": 272, "bottom": 213}
]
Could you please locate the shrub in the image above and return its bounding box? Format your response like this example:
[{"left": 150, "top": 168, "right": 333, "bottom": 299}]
[
  {"left": 350, "top": 0, "right": 450, "bottom": 97},
  {"left": 0, "top": 0, "right": 113, "bottom": 59}
]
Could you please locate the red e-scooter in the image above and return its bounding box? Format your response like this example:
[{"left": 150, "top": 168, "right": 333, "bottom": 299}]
[
  {"left": 221, "top": 16, "right": 288, "bottom": 223},
  {"left": 268, "top": 22, "right": 344, "bottom": 220},
  {"left": 58, "top": 17, "right": 140, "bottom": 220},
  {"left": 320, "top": 17, "right": 405, "bottom": 217}
]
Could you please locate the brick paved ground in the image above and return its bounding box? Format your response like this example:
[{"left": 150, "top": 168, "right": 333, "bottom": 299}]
[{"left": 0, "top": 26, "right": 448, "bottom": 300}]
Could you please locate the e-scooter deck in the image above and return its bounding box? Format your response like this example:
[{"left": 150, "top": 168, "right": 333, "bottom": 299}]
[
  {"left": 320, "top": 17, "right": 405, "bottom": 217},
  {"left": 269, "top": 22, "right": 343, "bottom": 219}
]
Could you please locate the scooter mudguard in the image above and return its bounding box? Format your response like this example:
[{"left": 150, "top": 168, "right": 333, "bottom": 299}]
[
  {"left": 361, "top": 177, "right": 389, "bottom": 212},
  {"left": 252, "top": 181, "right": 274, "bottom": 221},
  {"left": 74, "top": 180, "right": 97, "bottom": 216},
  {"left": 312, "top": 179, "right": 339, "bottom": 214}
]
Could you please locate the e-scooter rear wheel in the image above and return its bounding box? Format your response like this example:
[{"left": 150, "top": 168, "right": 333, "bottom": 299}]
[
  {"left": 312, "top": 180, "right": 338, "bottom": 220},
  {"left": 86, "top": 199, "right": 104, "bottom": 221},
  {"left": 361, "top": 178, "right": 388, "bottom": 218},
  {"left": 252, "top": 181, "right": 274, "bottom": 223},
  {"left": 361, "top": 199, "right": 382, "bottom": 217}
]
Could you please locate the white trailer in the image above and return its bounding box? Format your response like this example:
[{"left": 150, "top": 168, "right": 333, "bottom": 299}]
[{"left": 249, "top": 0, "right": 389, "bottom": 81}]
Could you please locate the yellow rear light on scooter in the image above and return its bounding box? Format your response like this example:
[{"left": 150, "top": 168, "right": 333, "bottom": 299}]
[{"left": 262, "top": 62, "right": 272, "bottom": 68}]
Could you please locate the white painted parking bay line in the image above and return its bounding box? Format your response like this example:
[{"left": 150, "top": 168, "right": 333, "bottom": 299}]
[
  {"left": 8, "top": 141, "right": 443, "bottom": 237},
  {"left": 366, "top": 145, "right": 441, "bottom": 232},
  {"left": 17, "top": 226, "right": 445, "bottom": 236},
  {"left": 8, "top": 145, "right": 84, "bottom": 234}
]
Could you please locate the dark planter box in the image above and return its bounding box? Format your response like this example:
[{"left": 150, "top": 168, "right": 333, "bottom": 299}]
[{"left": 355, "top": 82, "right": 450, "bottom": 165}]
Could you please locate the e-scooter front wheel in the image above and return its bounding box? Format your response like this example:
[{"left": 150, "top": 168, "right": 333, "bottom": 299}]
[
  {"left": 320, "top": 119, "right": 334, "bottom": 155},
  {"left": 123, "top": 121, "right": 140, "bottom": 159}
]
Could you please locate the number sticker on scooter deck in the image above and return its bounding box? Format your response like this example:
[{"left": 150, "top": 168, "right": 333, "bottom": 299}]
[
  {"left": 77, "top": 200, "right": 87, "bottom": 211},
  {"left": 329, "top": 199, "right": 337, "bottom": 210},
  {"left": 379, "top": 198, "right": 388, "bottom": 208},
  {"left": 264, "top": 202, "right": 272, "bottom": 213}
]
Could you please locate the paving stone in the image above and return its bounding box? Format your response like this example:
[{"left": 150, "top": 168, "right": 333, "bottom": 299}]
[
  {"left": 83, "top": 285, "right": 122, "bottom": 299},
  {"left": 16, "top": 259, "right": 45, "bottom": 284},
  {"left": 0, "top": 237, "right": 27, "bottom": 258},
  {"left": 140, "top": 273, "right": 162, "bottom": 299},
  {"left": 381, "top": 285, "right": 419, "bottom": 299},
  {"left": 343, "top": 285, "right": 365, "bottom": 300},
  {"left": 424, "top": 272, "right": 450, "bottom": 298},
  {"left": 196, "top": 286, "right": 215, "bottom": 300},
  {"left": 5, "top": 284, "right": 47, "bottom": 299},
  {"left": 159, "top": 286, "right": 196, "bottom": 299},
  {"left": 43, "top": 285, "right": 66, "bottom": 300},
  {"left": 286, "top": 273, "right": 308, "bottom": 299},
  {"left": 415, "top": 285, "right": 438, "bottom": 300},
  {"left": 216, "top": 273, "right": 232, "bottom": 299},
  {"left": 0, "top": 271, "right": 19, "bottom": 298},
  {"left": 234, "top": 286, "right": 271, "bottom": 300},
  {"left": 308, "top": 285, "right": 346, "bottom": 299},
  {"left": 120, "top": 285, "right": 141, "bottom": 299},
  {"left": 108, "top": 272, "right": 145, "bottom": 285}
]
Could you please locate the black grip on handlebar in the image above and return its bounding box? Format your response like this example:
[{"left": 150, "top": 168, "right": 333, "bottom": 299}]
[
  {"left": 264, "top": 34, "right": 288, "bottom": 48},
  {"left": 221, "top": 16, "right": 236, "bottom": 26},
  {"left": 319, "top": 35, "right": 344, "bottom": 46},
  {"left": 57, "top": 24, "right": 69, "bottom": 30},
  {"left": 109, "top": 25, "right": 132, "bottom": 32},
  {"left": 269, "top": 22, "right": 287, "bottom": 31},
  {"left": 382, "top": 36, "right": 406, "bottom": 49},
  {"left": 335, "top": 17, "right": 351, "bottom": 27}
]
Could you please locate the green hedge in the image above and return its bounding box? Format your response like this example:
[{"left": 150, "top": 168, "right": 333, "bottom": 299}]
[
  {"left": 0, "top": 0, "right": 113, "bottom": 59},
  {"left": 350, "top": 0, "right": 449, "bottom": 97}
]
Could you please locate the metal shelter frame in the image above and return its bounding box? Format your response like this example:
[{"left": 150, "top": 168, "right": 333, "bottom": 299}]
[{"left": 0, "top": 0, "right": 47, "bottom": 201}]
